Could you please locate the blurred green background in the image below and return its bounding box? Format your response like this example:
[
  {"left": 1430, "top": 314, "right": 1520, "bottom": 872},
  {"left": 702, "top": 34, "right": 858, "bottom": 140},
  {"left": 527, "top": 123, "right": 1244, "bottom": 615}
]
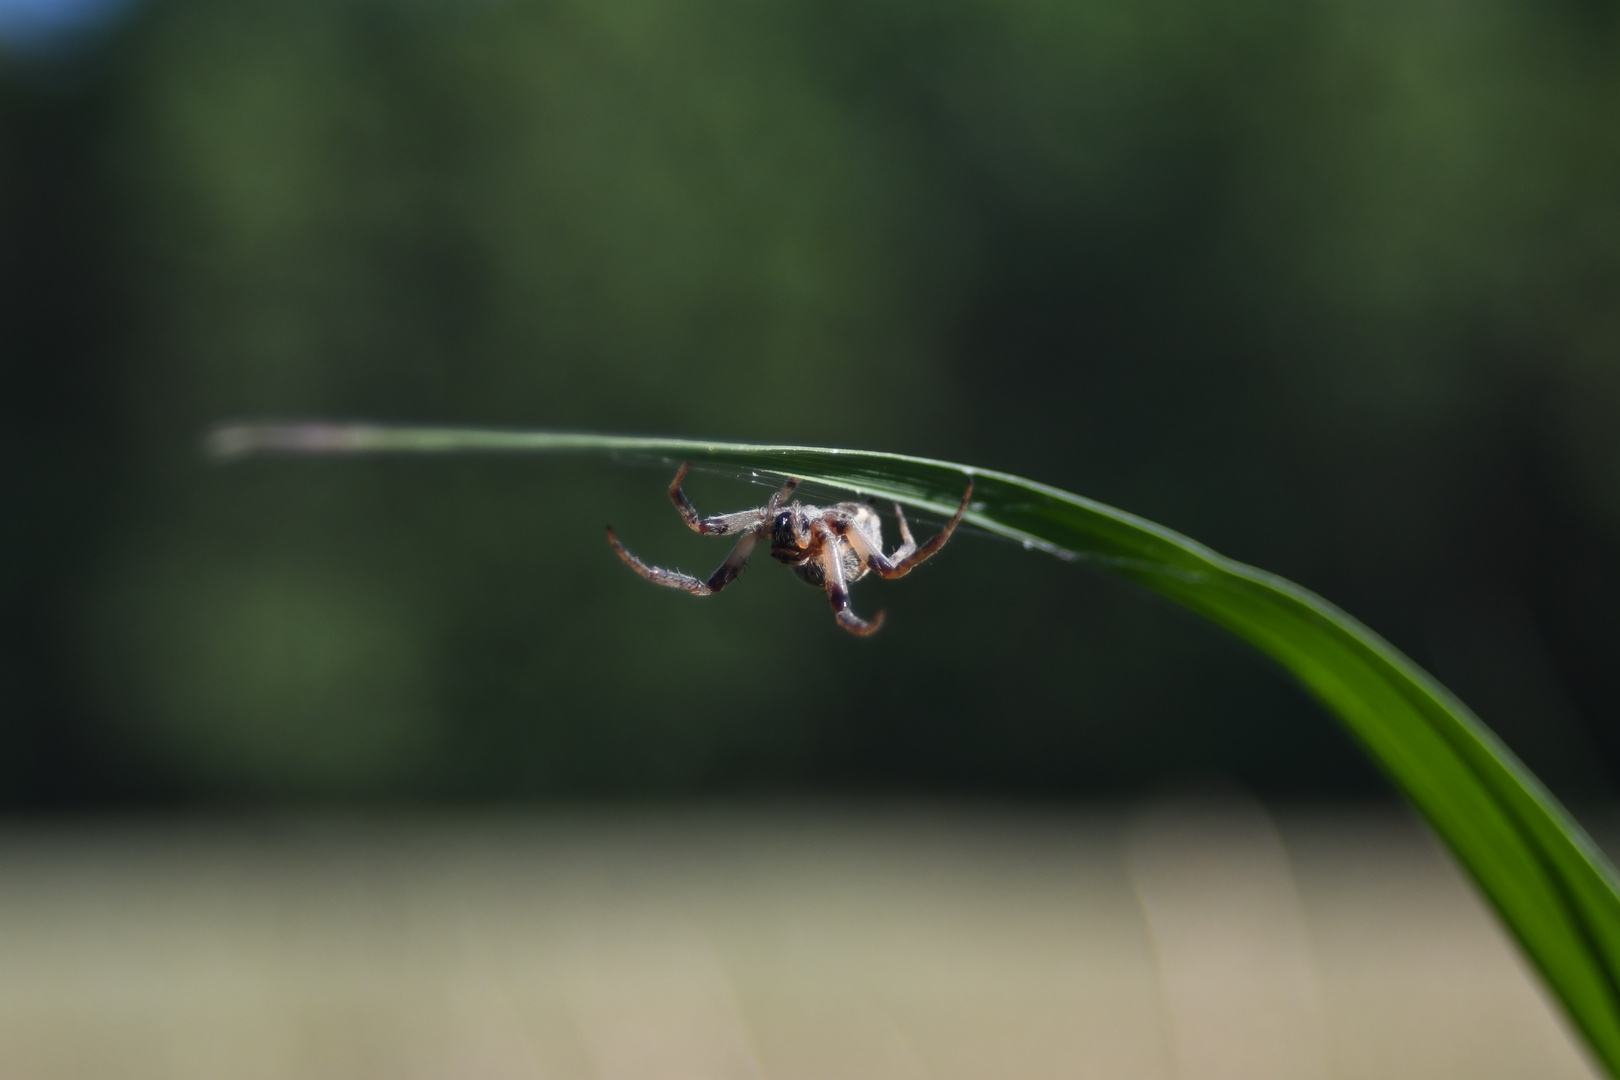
[{"left": 3, "top": 0, "right": 1618, "bottom": 807}]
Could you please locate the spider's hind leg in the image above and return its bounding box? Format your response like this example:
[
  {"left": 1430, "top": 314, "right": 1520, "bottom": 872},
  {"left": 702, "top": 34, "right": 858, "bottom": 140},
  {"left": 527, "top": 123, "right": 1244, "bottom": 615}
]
[
  {"left": 815, "top": 526, "right": 885, "bottom": 636},
  {"left": 888, "top": 503, "right": 918, "bottom": 562},
  {"left": 865, "top": 479, "right": 973, "bottom": 580},
  {"left": 607, "top": 527, "right": 758, "bottom": 595}
]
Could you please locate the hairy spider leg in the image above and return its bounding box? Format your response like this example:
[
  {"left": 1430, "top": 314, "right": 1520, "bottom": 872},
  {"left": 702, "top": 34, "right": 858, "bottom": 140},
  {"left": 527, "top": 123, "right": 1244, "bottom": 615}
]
[
  {"left": 861, "top": 479, "right": 974, "bottom": 580},
  {"left": 606, "top": 527, "right": 759, "bottom": 596},
  {"left": 886, "top": 503, "right": 918, "bottom": 562},
  {"left": 668, "top": 462, "right": 799, "bottom": 536},
  {"left": 816, "top": 523, "right": 885, "bottom": 636},
  {"left": 766, "top": 475, "right": 801, "bottom": 514}
]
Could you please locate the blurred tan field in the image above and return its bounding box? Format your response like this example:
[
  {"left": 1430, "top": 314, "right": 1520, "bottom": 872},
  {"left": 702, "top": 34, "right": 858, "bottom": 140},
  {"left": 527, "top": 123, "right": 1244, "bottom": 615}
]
[{"left": 0, "top": 803, "right": 1600, "bottom": 1080}]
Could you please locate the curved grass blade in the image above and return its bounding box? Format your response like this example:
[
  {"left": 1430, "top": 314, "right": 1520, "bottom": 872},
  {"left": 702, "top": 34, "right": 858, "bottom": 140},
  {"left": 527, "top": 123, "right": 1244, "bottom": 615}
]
[{"left": 211, "top": 421, "right": 1620, "bottom": 1074}]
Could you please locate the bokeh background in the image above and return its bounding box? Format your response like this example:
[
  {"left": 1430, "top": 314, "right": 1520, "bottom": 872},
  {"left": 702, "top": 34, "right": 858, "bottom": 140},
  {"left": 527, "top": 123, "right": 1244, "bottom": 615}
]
[
  {"left": 4, "top": 0, "right": 1618, "bottom": 808},
  {"left": 5, "top": 0, "right": 1620, "bottom": 1076}
]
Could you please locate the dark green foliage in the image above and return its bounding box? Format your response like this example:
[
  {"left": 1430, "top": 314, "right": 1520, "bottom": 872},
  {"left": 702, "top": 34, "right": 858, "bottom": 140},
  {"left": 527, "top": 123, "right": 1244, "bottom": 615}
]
[{"left": 5, "top": 2, "right": 1618, "bottom": 805}]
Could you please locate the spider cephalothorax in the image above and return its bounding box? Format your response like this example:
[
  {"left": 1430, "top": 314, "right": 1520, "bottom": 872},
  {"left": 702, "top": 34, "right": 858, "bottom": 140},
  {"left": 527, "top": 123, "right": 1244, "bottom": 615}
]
[{"left": 606, "top": 463, "right": 973, "bottom": 636}]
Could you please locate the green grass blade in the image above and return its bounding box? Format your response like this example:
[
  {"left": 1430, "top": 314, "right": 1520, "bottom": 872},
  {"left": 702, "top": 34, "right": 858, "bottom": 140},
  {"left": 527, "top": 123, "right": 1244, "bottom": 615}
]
[{"left": 211, "top": 422, "right": 1620, "bottom": 1072}]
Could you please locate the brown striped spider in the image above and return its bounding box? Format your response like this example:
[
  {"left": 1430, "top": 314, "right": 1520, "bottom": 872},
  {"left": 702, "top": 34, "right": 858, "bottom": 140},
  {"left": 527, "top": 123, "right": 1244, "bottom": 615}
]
[{"left": 606, "top": 463, "right": 973, "bottom": 636}]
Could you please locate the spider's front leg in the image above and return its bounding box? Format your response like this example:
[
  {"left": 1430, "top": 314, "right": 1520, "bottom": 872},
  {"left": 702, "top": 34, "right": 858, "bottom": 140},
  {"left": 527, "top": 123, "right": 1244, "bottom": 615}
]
[
  {"left": 865, "top": 478, "right": 974, "bottom": 580},
  {"left": 667, "top": 462, "right": 799, "bottom": 536},
  {"left": 606, "top": 527, "right": 759, "bottom": 596},
  {"left": 816, "top": 526, "right": 885, "bottom": 636}
]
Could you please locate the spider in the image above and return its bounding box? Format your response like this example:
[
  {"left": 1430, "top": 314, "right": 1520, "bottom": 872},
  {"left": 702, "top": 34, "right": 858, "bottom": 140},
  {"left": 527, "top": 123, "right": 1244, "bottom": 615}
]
[{"left": 606, "top": 463, "right": 974, "bottom": 636}]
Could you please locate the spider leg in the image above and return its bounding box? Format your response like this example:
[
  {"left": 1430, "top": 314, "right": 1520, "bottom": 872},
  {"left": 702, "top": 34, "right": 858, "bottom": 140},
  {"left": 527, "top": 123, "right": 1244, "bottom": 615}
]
[
  {"left": 765, "top": 475, "right": 800, "bottom": 515},
  {"left": 865, "top": 478, "right": 973, "bottom": 580},
  {"left": 667, "top": 462, "right": 795, "bottom": 536},
  {"left": 887, "top": 503, "right": 918, "bottom": 562},
  {"left": 816, "top": 526, "right": 885, "bottom": 636},
  {"left": 606, "top": 526, "right": 759, "bottom": 595}
]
